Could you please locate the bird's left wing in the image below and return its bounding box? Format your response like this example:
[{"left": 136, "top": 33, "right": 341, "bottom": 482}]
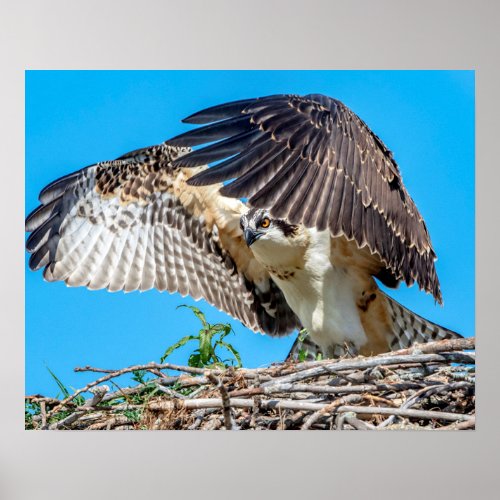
[{"left": 25, "top": 143, "right": 300, "bottom": 336}]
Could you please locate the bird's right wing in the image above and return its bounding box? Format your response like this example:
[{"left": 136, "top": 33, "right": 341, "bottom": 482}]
[
  {"left": 167, "top": 94, "right": 442, "bottom": 303},
  {"left": 25, "top": 143, "right": 300, "bottom": 337}
]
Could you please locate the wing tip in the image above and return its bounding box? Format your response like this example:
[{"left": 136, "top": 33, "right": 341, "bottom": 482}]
[{"left": 181, "top": 114, "right": 208, "bottom": 125}]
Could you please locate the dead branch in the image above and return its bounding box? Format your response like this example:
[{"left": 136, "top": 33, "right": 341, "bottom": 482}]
[
  {"left": 206, "top": 372, "right": 236, "bottom": 430},
  {"left": 26, "top": 337, "right": 475, "bottom": 431}
]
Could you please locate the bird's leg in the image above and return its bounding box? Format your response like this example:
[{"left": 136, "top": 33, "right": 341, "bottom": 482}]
[{"left": 325, "top": 341, "right": 359, "bottom": 359}]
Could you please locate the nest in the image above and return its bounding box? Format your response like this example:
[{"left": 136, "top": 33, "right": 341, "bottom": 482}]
[{"left": 25, "top": 337, "right": 475, "bottom": 431}]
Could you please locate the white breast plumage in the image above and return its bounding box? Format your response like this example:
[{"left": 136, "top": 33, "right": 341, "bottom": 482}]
[{"left": 251, "top": 229, "right": 368, "bottom": 353}]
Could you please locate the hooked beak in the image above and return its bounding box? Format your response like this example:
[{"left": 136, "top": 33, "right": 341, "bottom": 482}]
[{"left": 244, "top": 228, "right": 262, "bottom": 247}]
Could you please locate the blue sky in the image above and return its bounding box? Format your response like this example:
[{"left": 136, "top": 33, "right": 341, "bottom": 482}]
[{"left": 25, "top": 71, "right": 474, "bottom": 397}]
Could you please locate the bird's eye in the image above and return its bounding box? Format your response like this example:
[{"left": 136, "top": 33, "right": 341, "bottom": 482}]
[{"left": 260, "top": 217, "right": 270, "bottom": 228}]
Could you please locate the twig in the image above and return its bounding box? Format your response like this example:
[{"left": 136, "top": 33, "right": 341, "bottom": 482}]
[
  {"left": 394, "top": 337, "right": 475, "bottom": 355},
  {"left": 46, "top": 362, "right": 211, "bottom": 419},
  {"left": 302, "top": 395, "right": 363, "bottom": 430},
  {"left": 250, "top": 375, "right": 261, "bottom": 429},
  {"left": 438, "top": 417, "right": 475, "bottom": 430},
  {"left": 102, "top": 381, "right": 157, "bottom": 402},
  {"left": 341, "top": 412, "right": 376, "bottom": 430},
  {"left": 84, "top": 385, "right": 109, "bottom": 407},
  {"left": 281, "top": 337, "right": 475, "bottom": 374},
  {"left": 229, "top": 381, "right": 426, "bottom": 398},
  {"left": 47, "top": 385, "right": 110, "bottom": 430},
  {"left": 261, "top": 352, "right": 474, "bottom": 389},
  {"left": 377, "top": 381, "right": 472, "bottom": 429},
  {"left": 75, "top": 362, "right": 209, "bottom": 376},
  {"left": 155, "top": 385, "right": 188, "bottom": 399},
  {"left": 147, "top": 398, "right": 473, "bottom": 422},
  {"left": 40, "top": 401, "right": 47, "bottom": 428},
  {"left": 29, "top": 337, "right": 474, "bottom": 430},
  {"left": 206, "top": 372, "right": 236, "bottom": 430}
]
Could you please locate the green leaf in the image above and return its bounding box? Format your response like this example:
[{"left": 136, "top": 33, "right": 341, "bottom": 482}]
[
  {"left": 131, "top": 370, "right": 148, "bottom": 384},
  {"left": 177, "top": 304, "right": 208, "bottom": 328},
  {"left": 207, "top": 361, "right": 227, "bottom": 370},
  {"left": 165, "top": 307, "right": 241, "bottom": 369},
  {"left": 298, "top": 328, "right": 309, "bottom": 342},
  {"left": 199, "top": 328, "right": 214, "bottom": 365},
  {"left": 160, "top": 335, "right": 199, "bottom": 363},
  {"left": 188, "top": 352, "right": 202, "bottom": 368},
  {"left": 216, "top": 340, "right": 242, "bottom": 367},
  {"left": 46, "top": 366, "right": 71, "bottom": 399},
  {"left": 214, "top": 324, "right": 233, "bottom": 341}
]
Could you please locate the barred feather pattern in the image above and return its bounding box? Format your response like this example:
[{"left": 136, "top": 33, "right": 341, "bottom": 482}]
[
  {"left": 287, "top": 292, "right": 461, "bottom": 361},
  {"left": 25, "top": 143, "right": 301, "bottom": 337},
  {"left": 168, "top": 94, "right": 442, "bottom": 303}
]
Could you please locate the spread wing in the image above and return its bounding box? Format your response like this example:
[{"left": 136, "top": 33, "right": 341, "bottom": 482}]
[
  {"left": 167, "top": 94, "right": 442, "bottom": 303},
  {"left": 25, "top": 143, "right": 301, "bottom": 336}
]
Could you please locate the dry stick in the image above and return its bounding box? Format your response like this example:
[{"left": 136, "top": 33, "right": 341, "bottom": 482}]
[
  {"left": 45, "top": 368, "right": 470, "bottom": 426},
  {"left": 284, "top": 411, "right": 307, "bottom": 429},
  {"left": 88, "top": 415, "right": 134, "bottom": 431},
  {"left": 438, "top": 417, "right": 475, "bottom": 431},
  {"left": 85, "top": 385, "right": 109, "bottom": 407},
  {"left": 377, "top": 381, "right": 472, "bottom": 429},
  {"left": 68, "top": 338, "right": 473, "bottom": 389},
  {"left": 75, "top": 362, "right": 209, "bottom": 376},
  {"left": 280, "top": 337, "right": 475, "bottom": 374},
  {"left": 394, "top": 337, "right": 475, "bottom": 356},
  {"left": 206, "top": 372, "right": 235, "bottom": 430},
  {"left": 229, "top": 381, "right": 426, "bottom": 398},
  {"left": 334, "top": 411, "right": 350, "bottom": 430},
  {"left": 40, "top": 401, "right": 47, "bottom": 428},
  {"left": 26, "top": 395, "right": 63, "bottom": 406},
  {"left": 364, "top": 394, "right": 399, "bottom": 408},
  {"left": 342, "top": 413, "right": 376, "bottom": 430},
  {"left": 102, "top": 382, "right": 158, "bottom": 403},
  {"left": 46, "top": 362, "right": 209, "bottom": 419},
  {"left": 147, "top": 398, "right": 472, "bottom": 423},
  {"left": 155, "top": 384, "right": 190, "bottom": 400},
  {"left": 47, "top": 385, "right": 110, "bottom": 430},
  {"left": 188, "top": 409, "right": 211, "bottom": 430},
  {"left": 75, "top": 361, "right": 279, "bottom": 379},
  {"left": 302, "top": 395, "right": 363, "bottom": 430},
  {"left": 335, "top": 405, "right": 472, "bottom": 423},
  {"left": 250, "top": 375, "right": 262, "bottom": 429},
  {"left": 70, "top": 338, "right": 474, "bottom": 397},
  {"left": 156, "top": 373, "right": 273, "bottom": 389},
  {"left": 45, "top": 337, "right": 474, "bottom": 426},
  {"left": 187, "top": 386, "right": 209, "bottom": 399},
  {"left": 260, "top": 352, "right": 474, "bottom": 390},
  {"left": 48, "top": 409, "right": 87, "bottom": 430}
]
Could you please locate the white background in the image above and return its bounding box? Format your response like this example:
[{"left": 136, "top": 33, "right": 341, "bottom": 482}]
[{"left": 1, "top": 1, "right": 497, "bottom": 499}]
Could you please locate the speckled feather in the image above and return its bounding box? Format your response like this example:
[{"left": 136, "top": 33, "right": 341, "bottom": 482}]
[{"left": 25, "top": 144, "right": 301, "bottom": 337}]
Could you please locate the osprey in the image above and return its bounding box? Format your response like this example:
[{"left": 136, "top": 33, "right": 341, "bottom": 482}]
[{"left": 25, "top": 93, "right": 460, "bottom": 359}]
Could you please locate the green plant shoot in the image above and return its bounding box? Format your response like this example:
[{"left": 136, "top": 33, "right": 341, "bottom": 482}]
[{"left": 160, "top": 305, "right": 242, "bottom": 369}]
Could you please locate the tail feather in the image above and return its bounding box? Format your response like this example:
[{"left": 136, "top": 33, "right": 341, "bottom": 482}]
[
  {"left": 383, "top": 293, "right": 461, "bottom": 350},
  {"left": 287, "top": 292, "right": 461, "bottom": 361}
]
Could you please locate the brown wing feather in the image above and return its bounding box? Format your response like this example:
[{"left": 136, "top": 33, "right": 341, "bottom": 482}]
[
  {"left": 25, "top": 143, "right": 300, "bottom": 337},
  {"left": 167, "top": 94, "right": 442, "bottom": 302}
]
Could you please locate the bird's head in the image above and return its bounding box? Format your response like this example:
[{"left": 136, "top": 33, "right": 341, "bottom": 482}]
[{"left": 240, "top": 208, "right": 299, "bottom": 248}]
